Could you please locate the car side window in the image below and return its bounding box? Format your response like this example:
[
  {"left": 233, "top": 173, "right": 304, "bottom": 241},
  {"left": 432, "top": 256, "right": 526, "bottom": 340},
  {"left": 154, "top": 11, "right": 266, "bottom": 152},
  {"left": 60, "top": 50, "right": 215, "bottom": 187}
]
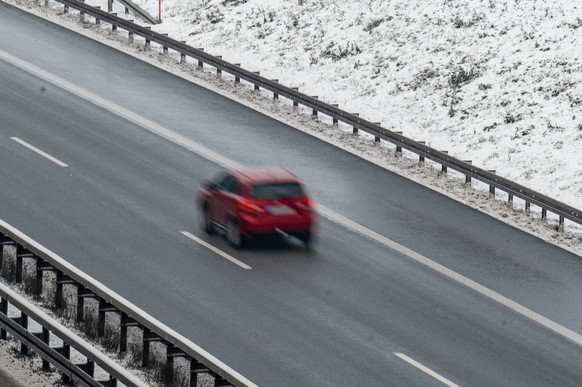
[{"left": 218, "top": 175, "right": 239, "bottom": 194}]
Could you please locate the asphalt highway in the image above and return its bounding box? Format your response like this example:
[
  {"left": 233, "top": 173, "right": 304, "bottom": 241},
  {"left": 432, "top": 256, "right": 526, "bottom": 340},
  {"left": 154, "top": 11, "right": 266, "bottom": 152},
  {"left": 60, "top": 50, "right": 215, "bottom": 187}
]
[{"left": 1, "top": 2, "right": 582, "bottom": 386}]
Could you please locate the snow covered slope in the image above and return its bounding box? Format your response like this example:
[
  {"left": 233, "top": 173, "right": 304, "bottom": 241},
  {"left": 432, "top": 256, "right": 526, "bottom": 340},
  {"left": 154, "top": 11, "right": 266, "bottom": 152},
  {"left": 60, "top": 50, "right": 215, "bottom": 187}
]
[{"left": 135, "top": 0, "right": 582, "bottom": 209}]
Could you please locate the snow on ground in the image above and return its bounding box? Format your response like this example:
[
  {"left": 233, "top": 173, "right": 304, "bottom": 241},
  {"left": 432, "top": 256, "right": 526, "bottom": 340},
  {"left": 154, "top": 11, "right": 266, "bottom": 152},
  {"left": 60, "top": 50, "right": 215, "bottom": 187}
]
[
  {"left": 134, "top": 0, "right": 582, "bottom": 210},
  {"left": 1, "top": 0, "right": 582, "bottom": 383}
]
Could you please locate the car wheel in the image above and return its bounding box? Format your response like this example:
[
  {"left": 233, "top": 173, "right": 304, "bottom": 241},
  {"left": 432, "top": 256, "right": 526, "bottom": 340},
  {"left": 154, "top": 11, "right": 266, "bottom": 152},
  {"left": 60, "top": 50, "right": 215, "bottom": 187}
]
[
  {"left": 226, "top": 218, "right": 245, "bottom": 248},
  {"left": 298, "top": 232, "right": 312, "bottom": 248},
  {"left": 199, "top": 206, "right": 214, "bottom": 234}
]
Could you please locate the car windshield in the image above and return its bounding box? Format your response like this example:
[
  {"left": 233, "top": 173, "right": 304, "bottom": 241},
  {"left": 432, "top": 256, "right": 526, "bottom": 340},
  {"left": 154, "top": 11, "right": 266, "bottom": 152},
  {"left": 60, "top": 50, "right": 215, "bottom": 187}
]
[{"left": 250, "top": 183, "right": 304, "bottom": 199}]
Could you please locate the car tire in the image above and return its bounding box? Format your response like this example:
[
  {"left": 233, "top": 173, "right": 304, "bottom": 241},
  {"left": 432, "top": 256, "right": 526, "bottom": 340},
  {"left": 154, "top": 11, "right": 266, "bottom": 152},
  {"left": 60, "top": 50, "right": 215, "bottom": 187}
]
[
  {"left": 298, "top": 232, "right": 312, "bottom": 248},
  {"left": 226, "top": 218, "right": 245, "bottom": 249},
  {"left": 199, "top": 206, "right": 214, "bottom": 234}
]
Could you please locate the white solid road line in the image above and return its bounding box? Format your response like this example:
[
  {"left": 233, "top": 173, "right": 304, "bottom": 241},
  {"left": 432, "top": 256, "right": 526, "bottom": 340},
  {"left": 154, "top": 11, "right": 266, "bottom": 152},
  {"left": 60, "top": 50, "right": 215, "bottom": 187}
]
[
  {"left": 11, "top": 137, "right": 69, "bottom": 167},
  {"left": 180, "top": 231, "right": 252, "bottom": 270},
  {"left": 4, "top": 49, "right": 581, "bottom": 348},
  {"left": 316, "top": 205, "right": 582, "bottom": 347},
  {"left": 395, "top": 352, "right": 460, "bottom": 387},
  {"left": 0, "top": 50, "right": 241, "bottom": 171}
]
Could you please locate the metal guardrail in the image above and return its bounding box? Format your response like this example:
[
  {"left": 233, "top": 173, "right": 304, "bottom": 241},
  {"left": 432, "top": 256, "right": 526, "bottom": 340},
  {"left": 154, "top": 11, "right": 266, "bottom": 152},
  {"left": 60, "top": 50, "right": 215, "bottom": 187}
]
[
  {"left": 49, "top": 0, "right": 581, "bottom": 232},
  {"left": 0, "top": 220, "right": 257, "bottom": 387},
  {"left": 0, "top": 282, "right": 147, "bottom": 387},
  {"left": 109, "top": 0, "right": 158, "bottom": 24}
]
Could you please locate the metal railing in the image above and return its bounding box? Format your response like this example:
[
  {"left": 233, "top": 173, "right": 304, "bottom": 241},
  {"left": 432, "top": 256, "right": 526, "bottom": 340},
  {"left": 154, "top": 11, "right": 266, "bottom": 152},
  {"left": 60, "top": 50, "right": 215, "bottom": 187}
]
[
  {"left": 0, "top": 220, "right": 257, "bottom": 387},
  {"left": 46, "top": 0, "right": 581, "bottom": 233},
  {"left": 108, "top": 0, "right": 158, "bottom": 24},
  {"left": 0, "top": 281, "right": 147, "bottom": 387}
]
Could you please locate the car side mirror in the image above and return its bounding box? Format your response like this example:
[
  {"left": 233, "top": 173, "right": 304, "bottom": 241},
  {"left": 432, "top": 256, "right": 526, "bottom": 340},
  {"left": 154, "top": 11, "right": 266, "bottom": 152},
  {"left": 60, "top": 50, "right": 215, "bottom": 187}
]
[{"left": 203, "top": 180, "right": 218, "bottom": 190}]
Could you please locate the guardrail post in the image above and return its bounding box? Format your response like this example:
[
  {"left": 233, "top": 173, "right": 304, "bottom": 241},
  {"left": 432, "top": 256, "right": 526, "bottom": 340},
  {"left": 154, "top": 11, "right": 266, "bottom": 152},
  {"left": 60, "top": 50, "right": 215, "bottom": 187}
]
[
  {"left": 41, "top": 327, "right": 50, "bottom": 371},
  {"left": 395, "top": 131, "right": 403, "bottom": 153},
  {"left": 291, "top": 87, "right": 299, "bottom": 107},
  {"left": 35, "top": 258, "right": 45, "bottom": 297},
  {"left": 119, "top": 312, "right": 129, "bottom": 353},
  {"left": 352, "top": 113, "right": 359, "bottom": 134},
  {"left": 83, "top": 360, "right": 95, "bottom": 378},
  {"left": 234, "top": 64, "right": 241, "bottom": 83},
  {"left": 111, "top": 16, "right": 118, "bottom": 33},
  {"left": 463, "top": 160, "right": 472, "bottom": 184},
  {"left": 272, "top": 80, "right": 279, "bottom": 99},
  {"left": 76, "top": 290, "right": 84, "bottom": 323},
  {"left": 18, "top": 313, "right": 29, "bottom": 355},
  {"left": 525, "top": 201, "right": 531, "bottom": 214},
  {"left": 180, "top": 43, "right": 187, "bottom": 63},
  {"left": 98, "top": 298, "right": 106, "bottom": 337},
  {"left": 145, "top": 27, "right": 151, "bottom": 48},
  {"left": 64, "top": 4, "right": 69, "bottom": 13},
  {"left": 44, "top": 0, "right": 48, "bottom": 7},
  {"left": 198, "top": 49, "right": 206, "bottom": 68},
  {"left": 440, "top": 151, "right": 448, "bottom": 173},
  {"left": 541, "top": 208, "right": 547, "bottom": 219},
  {"left": 166, "top": 344, "right": 176, "bottom": 384},
  {"left": 125, "top": 6, "right": 129, "bottom": 14},
  {"left": 142, "top": 327, "right": 151, "bottom": 367},
  {"left": 59, "top": 343, "right": 71, "bottom": 384},
  {"left": 252, "top": 71, "right": 260, "bottom": 90},
  {"left": 331, "top": 104, "right": 339, "bottom": 124},
  {"left": 216, "top": 56, "right": 223, "bottom": 75},
  {"left": 0, "top": 298, "right": 7, "bottom": 339},
  {"left": 95, "top": 6, "right": 101, "bottom": 25},
  {"left": 559, "top": 215, "right": 565, "bottom": 231},
  {"left": 373, "top": 123, "right": 381, "bottom": 142},
  {"left": 418, "top": 142, "right": 426, "bottom": 163},
  {"left": 311, "top": 96, "right": 319, "bottom": 117},
  {"left": 55, "top": 271, "right": 65, "bottom": 309},
  {"left": 488, "top": 170, "right": 496, "bottom": 197},
  {"left": 508, "top": 193, "right": 513, "bottom": 204}
]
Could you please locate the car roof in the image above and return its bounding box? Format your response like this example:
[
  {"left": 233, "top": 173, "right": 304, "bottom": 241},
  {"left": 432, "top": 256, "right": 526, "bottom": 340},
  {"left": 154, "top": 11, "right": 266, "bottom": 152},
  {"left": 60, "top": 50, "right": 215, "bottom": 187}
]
[{"left": 228, "top": 167, "right": 300, "bottom": 185}]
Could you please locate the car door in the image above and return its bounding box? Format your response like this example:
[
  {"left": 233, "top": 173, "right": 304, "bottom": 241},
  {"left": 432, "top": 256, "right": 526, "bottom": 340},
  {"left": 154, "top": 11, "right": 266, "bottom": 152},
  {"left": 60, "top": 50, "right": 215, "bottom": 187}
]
[
  {"left": 207, "top": 174, "right": 230, "bottom": 225},
  {"left": 215, "top": 174, "right": 239, "bottom": 226}
]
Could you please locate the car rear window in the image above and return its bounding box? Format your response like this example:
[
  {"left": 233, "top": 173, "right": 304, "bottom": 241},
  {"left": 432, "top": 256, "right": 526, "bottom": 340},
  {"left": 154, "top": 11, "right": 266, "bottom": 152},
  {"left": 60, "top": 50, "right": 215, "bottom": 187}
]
[{"left": 250, "top": 183, "right": 304, "bottom": 199}]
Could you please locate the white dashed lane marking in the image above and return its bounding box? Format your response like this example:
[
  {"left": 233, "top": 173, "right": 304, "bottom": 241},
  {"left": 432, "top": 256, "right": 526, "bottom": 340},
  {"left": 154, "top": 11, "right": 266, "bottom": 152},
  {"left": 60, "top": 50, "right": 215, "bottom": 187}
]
[
  {"left": 395, "top": 352, "right": 460, "bottom": 387},
  {"left": 180, "top": 231, "right": 252, "bottom": 270},
  {"left": 11, "top": 137, "right": 69, "bottom": 167}
]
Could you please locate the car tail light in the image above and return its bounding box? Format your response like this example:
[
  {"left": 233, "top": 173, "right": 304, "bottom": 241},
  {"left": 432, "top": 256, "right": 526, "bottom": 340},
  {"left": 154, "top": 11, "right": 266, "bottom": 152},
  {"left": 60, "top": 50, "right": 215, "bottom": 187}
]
[
  {"left": 296, "top": 197, "right": 313, "bottom": 212},
  {"left": 238, "top": 200, "right": 264, "bottom": 215}
]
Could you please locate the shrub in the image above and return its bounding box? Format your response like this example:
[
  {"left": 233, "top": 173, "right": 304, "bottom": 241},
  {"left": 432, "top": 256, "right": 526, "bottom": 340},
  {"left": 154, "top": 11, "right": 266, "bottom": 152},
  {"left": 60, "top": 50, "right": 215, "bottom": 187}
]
[
  {"left": 483, "top": 122, "right": 498, "bottom": 132},
  {"left": 321, "top": 41, "right": 361, "bottom": 61},
  {"left": 205, "top": 5, "right": 224, "bottom": 24},
  {"left": 569, "top": 17, "right": 582, "bottom": 29},
  {"left": 504, "top": 112, "right": 521, "bottom": 124},
  {"left": 448, "top": 66, "right": 480, "bottom": 88},
  {"left": 364, "top": 18, "right": 390, "bottom": 33},
  {"left": 411, "top": 67, "right": 438, "bottom": 90},
  {"left": 222, "top": 0, "right": 247, "bottom": 5}
]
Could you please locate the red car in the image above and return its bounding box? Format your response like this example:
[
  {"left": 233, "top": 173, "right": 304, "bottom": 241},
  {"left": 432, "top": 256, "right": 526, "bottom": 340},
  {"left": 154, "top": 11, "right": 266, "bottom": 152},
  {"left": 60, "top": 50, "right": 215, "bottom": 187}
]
[{"left": 198, "top": 167, "right": 315, "bottom": 248}]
